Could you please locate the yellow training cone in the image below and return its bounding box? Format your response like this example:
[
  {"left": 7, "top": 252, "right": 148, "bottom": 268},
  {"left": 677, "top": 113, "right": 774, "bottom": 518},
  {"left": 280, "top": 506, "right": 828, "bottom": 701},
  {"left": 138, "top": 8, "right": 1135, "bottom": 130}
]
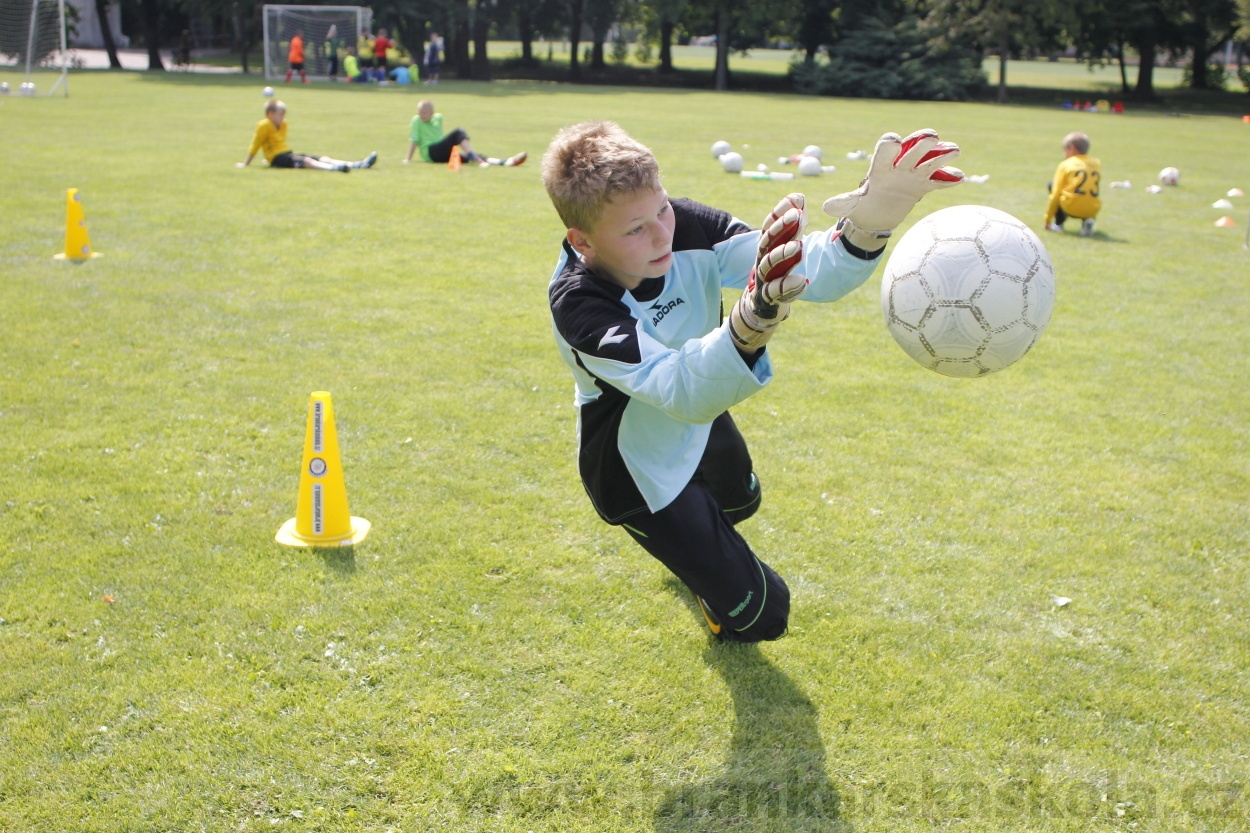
[
  {"left": 276, "top": 391, "right": 371, "bottom": 548},
  {"left": 53, "top": 188, "right": 102, "bottom": 262}
]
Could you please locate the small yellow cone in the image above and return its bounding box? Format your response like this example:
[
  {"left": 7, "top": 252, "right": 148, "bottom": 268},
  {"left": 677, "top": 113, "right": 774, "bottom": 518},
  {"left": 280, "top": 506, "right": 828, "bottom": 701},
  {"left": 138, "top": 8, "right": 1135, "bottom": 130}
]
[
  {"left": 53, "top": 188, "right": 102, "bottom": 263},
  {"left": 448, "top": 145, "right": 461, "bottom": 171},
  {"left": 1215, "top": 216, "right": 1237, "bottom": 227},
  {"left": 276, "top": 391, "right": 371, "bottom": 548}
]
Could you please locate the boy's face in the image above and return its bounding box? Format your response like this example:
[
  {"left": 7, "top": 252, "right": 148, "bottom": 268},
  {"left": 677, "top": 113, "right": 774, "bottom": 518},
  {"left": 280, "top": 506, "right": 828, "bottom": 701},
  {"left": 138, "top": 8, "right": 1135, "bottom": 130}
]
[
  {"left": 267, "top": 108, "right": 285, "bottom": 127},
  {"left": 568, "top": 188, "right": 674, "bottom": 290},
  {"left": 418, "top": 102, "right": 434, "bottom": 121}
]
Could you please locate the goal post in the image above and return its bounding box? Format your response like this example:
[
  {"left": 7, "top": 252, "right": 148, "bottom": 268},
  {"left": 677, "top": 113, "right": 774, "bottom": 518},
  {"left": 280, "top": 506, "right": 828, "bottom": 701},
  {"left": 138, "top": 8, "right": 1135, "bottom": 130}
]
[
  {"left": 262, "top": 4, "right": 371, "bottom": 81},
  {"left": 0, "top": 0, "right": 69, "bottom": 96}
]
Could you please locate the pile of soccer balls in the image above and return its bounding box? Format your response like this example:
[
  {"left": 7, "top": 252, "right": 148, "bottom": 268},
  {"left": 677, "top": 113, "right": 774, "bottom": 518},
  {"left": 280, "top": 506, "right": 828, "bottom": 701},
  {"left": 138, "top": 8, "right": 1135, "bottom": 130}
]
[{"left": 711, "top": 141, "right": 831, "bottom": 177}]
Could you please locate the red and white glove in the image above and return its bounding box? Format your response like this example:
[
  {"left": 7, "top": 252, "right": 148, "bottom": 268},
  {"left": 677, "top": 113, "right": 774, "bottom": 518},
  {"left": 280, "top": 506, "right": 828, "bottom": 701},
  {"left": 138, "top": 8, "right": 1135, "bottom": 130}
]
[
  {"left": 728, "top": 194, "right": 809, "bottom": 353},
  {"left": 822, "top": 129, "right": 964, "bottom": 251}
]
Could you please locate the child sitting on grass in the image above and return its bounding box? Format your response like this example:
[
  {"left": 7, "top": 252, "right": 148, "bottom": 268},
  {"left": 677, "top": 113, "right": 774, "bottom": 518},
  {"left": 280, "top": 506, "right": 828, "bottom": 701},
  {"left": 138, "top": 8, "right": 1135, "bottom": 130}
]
[
  {"left": 403, "top": 100, "right": 526, "bottom": 167},
  {"left": 238, "top": 100, "right": 377, "bottom": 172}
]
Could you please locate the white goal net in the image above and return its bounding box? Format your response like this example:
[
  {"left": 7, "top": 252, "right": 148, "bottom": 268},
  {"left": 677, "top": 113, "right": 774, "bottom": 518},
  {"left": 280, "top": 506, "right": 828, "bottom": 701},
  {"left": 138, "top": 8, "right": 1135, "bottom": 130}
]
[
  {"left": 0, "top": 0, "right": 68, "bottom": 95},
  {"left": 262, "top": 4, "right": 370, "bottom": 81}
]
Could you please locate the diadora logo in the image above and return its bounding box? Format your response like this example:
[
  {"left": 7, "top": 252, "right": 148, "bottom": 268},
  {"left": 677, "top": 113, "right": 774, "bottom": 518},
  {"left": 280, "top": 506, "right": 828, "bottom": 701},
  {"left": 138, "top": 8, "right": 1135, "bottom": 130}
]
[{"left": 650, "top": 297, "right": 685, "bottom": 326}]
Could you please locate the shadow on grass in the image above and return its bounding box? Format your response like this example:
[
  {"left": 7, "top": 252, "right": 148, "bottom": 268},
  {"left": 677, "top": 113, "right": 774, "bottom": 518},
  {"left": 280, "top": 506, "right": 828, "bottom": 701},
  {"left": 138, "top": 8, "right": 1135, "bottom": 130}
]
[
  {"left": 315, "top": 544, "right": 357, "bottom": 576},
  {"left": 653, "top": 581, "right": 848, "bottom": 833}
]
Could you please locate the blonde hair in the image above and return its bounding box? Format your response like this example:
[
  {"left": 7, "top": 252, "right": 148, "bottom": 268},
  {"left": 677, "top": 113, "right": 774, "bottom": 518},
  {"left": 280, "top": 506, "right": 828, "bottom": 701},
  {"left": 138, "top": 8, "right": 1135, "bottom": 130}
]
[
  {"left": 1063, "top": 132, "right": 1090, "bottom": 155},
  {"left": 541, "top": 121, "right": 662, "bottom": 231},
  {"left": 265, "top": 99, "right": 287, "bottom": 115}
]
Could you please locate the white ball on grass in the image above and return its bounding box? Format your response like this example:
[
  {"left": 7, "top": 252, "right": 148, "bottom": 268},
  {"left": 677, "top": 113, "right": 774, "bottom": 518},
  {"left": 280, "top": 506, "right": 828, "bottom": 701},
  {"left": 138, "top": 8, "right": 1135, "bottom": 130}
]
[
  {"left": 797, "top": 156, "right": 823, "bottom": 176},
  {"left": 711, "top": 140, "right": 732, "bottom": 158},
  {"left": 720, "top": 152, "right": 744, "bottom": 173},
  {"left": 1158, "top": 166, "right": 1180, "bottom": 186},
  {"left": 802, "top": 145, "right": 822, "bottom": 160},
  {"left": 0, "top": 82, "right": 9, "bottom": 94}
]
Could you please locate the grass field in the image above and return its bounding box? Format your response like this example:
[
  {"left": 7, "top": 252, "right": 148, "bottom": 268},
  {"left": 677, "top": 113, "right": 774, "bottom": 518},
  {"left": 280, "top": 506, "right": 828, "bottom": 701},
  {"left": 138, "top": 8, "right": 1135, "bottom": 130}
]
[{"left": 2, "top": 70, "right": 1249, "bottom": 832}]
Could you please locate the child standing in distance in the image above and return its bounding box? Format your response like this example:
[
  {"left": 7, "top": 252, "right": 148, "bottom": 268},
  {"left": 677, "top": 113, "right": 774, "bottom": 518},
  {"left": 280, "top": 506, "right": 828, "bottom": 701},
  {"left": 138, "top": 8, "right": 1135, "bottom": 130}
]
[
  {"left": 542, "top": 121, "right": 962, "bottom": 642},
  {"left": 325, "top": 24, "right": 341, "bottom": 82},
  {"left": 1044, "top": 131, "right": 1102, "bottom": 236},
  {"left": 403, "top": 99, "right": 526, "bottom": 167},
  {"left": 373, "top": 27, "right": 393, "bottom": 82},
  {"left": 342, "top": 46, "right": 364, "bottom": 82},
  {"left": 238, "top": 100, "right": 377, "bottom": 172},
  {"left": 423, "top": 32, "right": 442, "bottom": 84},
  {"left": 284, "top": 31, "right": 307, "bottom": 83}
]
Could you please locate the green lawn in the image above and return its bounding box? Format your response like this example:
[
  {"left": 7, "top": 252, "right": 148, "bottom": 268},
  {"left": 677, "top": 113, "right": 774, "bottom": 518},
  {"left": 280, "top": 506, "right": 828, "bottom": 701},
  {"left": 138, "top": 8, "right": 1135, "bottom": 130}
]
[{"left": 1, "top": 70, "right": 1248, "bottom": 832}]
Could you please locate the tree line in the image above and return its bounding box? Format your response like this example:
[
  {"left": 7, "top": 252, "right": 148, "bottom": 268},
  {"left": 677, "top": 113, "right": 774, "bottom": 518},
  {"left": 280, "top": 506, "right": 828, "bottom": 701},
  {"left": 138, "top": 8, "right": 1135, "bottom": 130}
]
[{"left": 94, "top": 0, "right": 1250, "bottom": 100}]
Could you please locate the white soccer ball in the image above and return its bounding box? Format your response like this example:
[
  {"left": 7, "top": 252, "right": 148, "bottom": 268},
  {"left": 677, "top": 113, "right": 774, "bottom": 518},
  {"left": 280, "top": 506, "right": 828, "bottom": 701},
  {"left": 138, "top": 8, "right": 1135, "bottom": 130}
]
[
  {"left": 720, "top": 151, "right": 744, "bottom": 173},
  {"left": 19, "top": 82, "right": 35, "bottom": 96},
  {"left": 0, "top": 82, "right": 9, "bottom": 95},
  {"left": 263, "top": 86, "right": 276, "bottom": 97},
  {"left": 881, "top": 204, "right": 1056, "bottom": 378},
  {"left": 711, "top": 140, "right": 732, "bottom": 159},
  {"left": 797, "top": 156, "right": 823, "bottom": 177},
  {"left": 1158, "top": 166, "right": 1180, "bottom": 186},
  {"left": 802, "top": 145, "right": 822, "bottom": 161}
]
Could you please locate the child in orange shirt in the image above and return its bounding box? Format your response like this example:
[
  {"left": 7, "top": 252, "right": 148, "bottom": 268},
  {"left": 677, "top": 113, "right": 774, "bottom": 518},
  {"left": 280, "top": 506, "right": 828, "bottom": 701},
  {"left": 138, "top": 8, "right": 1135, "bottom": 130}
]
[{"left": 285, "top": 31, "right": 308, "bottom": 83}]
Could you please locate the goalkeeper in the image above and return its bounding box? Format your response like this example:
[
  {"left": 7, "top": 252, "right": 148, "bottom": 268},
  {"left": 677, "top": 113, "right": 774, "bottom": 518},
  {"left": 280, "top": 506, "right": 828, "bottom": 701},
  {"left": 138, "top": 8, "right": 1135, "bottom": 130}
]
[
  {"left": 238, "top": 100, "right": 377, "bottom": 171},
  {"left": 542, "top": 122, "right": 961, "bottom": 642}
]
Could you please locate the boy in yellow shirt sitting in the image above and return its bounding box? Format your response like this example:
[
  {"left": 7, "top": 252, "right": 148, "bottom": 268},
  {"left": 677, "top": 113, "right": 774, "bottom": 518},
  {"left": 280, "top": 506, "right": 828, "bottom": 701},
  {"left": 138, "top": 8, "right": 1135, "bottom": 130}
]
[
  {"left": 238, "top": 100, "right": 377, "bottom": 172},
  {"left": 1044, "top": 131, "right": 1101, "bottom": 237}
]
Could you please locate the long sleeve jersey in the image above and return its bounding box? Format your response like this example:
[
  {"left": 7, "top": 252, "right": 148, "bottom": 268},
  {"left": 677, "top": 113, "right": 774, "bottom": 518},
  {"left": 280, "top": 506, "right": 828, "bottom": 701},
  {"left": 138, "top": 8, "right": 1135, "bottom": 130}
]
[{"left": 548, "top": 197, "right": 881, "bottom": 523}]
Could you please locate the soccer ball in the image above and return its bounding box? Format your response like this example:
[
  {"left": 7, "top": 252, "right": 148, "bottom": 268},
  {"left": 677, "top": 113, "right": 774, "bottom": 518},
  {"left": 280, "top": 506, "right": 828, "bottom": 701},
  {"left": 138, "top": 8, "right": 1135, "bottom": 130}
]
[
  {"left": 802, "top": 145, "right": 822, "bottom": 160},
  {"left": 797, "top": 156, "right": 823, "bottom": 177},
  {"left": 720, "top": 152, "right": 744, "bottom": 173},
  {"left": 1158, "top": 166, "right": 1180, "bottom": 186},
  {"left": 881, "top": 204, "right": 1056, "bottom": 378},
  {"left": 263, "top": 86, "right": 276, "bottom": 97},
  {"left": 711, "top": 140, "right": 732, "bottom": 158},
  {"left": 0, "top": 82, "right": 9, "bottom": 95},
  {"left": 19, "top": 82, "right": 35, "bottom": 96}
]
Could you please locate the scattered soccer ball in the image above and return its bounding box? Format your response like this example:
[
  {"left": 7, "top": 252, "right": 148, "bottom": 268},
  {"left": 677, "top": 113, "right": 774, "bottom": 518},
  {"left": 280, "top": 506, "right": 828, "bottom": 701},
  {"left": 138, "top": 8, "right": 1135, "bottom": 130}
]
[
  {"left": 0, "top": 82, "right": 9, "bottom": 95},
  {"left": 1158, "top": 166, "right": 1180, "bottom": 186},
  {"left": 719, "top": 151, "right": 744, "bottom": 173},
  {"left": 802, "top": 145, "right": 822, "bottom": 160},
  {"left": 263, "top": 86, "right": 276, "bottom": 97},
  {"left": 881, "top": 204, "right": 1056, "bottom": 378},
  {"left": 797, "top": 156, "right": 823, "bottom": 177},
  {"left": 19, "top": 82, "right": 35, "bottom": 96},
  {"left": 711, "top": 140, "right": 732, "bottom": 158}
]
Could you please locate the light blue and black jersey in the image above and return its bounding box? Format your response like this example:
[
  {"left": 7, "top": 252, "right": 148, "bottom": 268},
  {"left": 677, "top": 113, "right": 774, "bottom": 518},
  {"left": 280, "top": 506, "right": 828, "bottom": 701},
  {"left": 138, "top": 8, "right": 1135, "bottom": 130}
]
[{"left": 548, "top": 197, "right": 882, "bottom": 524}]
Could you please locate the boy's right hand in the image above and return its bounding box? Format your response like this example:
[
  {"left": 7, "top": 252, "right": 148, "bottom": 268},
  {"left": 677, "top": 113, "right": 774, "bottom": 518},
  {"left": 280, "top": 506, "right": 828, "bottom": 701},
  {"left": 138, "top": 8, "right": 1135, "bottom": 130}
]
[{"left": 728, "top": 194, "right": 809, "bottom": 354}]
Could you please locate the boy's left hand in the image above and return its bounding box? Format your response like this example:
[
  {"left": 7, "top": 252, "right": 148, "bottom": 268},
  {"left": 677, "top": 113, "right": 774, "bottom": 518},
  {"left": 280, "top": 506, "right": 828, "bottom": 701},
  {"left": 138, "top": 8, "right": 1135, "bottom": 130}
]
[{"left": 822, "top": 129, "right": 963, "bottom": 250}]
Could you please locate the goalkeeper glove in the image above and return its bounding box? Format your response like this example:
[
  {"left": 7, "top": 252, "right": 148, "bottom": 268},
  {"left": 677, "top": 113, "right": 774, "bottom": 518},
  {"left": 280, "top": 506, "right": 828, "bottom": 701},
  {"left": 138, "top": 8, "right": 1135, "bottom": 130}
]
[
  {"left": 822, "top": 129, "right": 964, "bottom": 252},
  {"left": 728, "top": 194, "right": 809, "bottom": 354}
]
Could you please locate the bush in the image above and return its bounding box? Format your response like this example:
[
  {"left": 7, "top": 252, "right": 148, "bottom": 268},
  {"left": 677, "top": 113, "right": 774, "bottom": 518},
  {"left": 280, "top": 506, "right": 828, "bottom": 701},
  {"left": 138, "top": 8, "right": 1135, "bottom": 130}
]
[{"left": 791, "top": 14, "right": 984, "bottom": 101}]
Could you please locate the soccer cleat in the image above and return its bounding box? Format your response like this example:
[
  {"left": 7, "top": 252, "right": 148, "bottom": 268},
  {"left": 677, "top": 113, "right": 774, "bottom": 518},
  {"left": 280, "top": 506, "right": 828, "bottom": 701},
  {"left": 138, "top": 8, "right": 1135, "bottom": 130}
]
[
  {"left": 335, "top": 163, "right": 351, "bottom": 173},
  {"left": 1079, "top": 218, "right": 1095, "bottom": 237},
  {"left": 362, "top": 151, "right": 378, "bottom": 169},
  {"left": 1045, "top": 222, "right": 1063, "bottom": 233},
  {"left": 695, "top": 596, "right": 724, "bottom": 637},
  {"left": 504, "top": 151, "right": 527, "bottom": 167}
]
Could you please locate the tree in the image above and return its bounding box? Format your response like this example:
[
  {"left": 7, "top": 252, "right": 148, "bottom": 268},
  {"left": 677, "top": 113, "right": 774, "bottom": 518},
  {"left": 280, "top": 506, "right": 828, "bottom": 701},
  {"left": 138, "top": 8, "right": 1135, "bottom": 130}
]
[
  {"left": 585, "top": 0, "right": 620, "bottom": 68},
  {"left": 1178, "top": 0, "right": 1238, "bottom": 88},
  {"left": 925, "top": 0, "right": 1070, "bottom": 102},
  {"left": 94, "top": 0, "right": 123, "bottom": 68},
  {"left": 138, "top": 0, "right": 165, "bottom": 70},
  {"left": 567, "top": 0, "right": 583, "bottom": 79},
  {"left": 641, "top": 0, "right": 686, "bottom": 71},
  {"left": 796, "top": 0, "right": 838, "bottom": 62}
]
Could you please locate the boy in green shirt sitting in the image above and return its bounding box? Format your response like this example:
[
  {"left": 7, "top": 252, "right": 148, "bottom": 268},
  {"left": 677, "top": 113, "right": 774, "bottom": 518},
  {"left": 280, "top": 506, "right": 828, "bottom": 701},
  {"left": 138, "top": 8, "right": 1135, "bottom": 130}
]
[{"left": 403, "top": 100, "right": 526, "bottom": 167}]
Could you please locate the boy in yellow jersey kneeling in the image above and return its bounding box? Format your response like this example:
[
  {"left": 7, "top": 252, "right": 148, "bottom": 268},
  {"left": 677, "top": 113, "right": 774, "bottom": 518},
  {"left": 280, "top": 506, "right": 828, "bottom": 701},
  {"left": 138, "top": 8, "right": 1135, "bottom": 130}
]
[{"left": 1044, "top": 131, "right": 1101, "bottom": 237}]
